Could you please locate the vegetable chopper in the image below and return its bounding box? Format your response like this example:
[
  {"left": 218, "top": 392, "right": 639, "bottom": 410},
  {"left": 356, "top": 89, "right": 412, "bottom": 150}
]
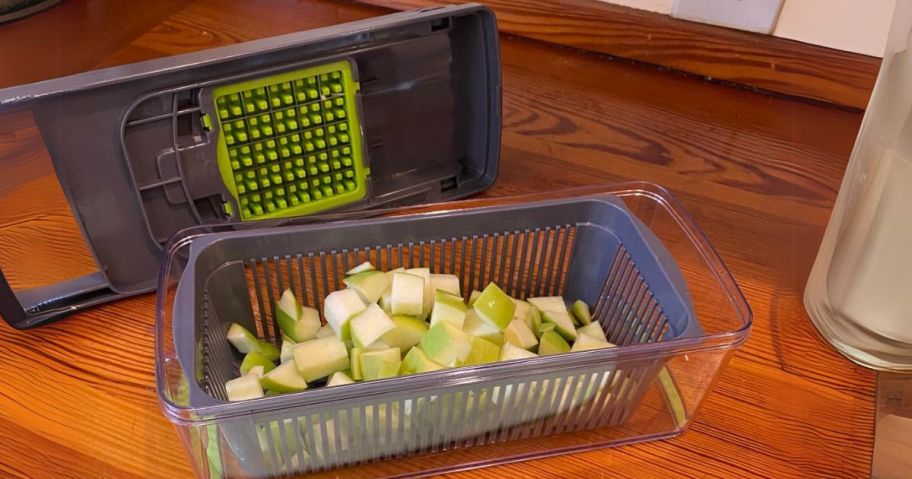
[{"left": 0, "top": 4, "right": 501, "bottom": 329}]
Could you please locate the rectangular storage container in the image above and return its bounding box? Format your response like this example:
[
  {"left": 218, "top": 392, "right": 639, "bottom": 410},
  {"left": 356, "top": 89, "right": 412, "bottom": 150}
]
[{"left": 156, "top": 182, "right": 751, "bottom": 478}]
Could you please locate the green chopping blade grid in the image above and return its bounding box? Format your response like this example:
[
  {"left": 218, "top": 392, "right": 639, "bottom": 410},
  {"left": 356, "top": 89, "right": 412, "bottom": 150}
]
[{"left": 212, "top": 60, "right": 367, "bottom": 220}]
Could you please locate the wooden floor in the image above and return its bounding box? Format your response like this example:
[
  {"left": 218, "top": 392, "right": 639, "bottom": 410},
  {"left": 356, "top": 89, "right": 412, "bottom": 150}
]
[{"left": 0, "top": 0, "right": 874, "bottom": 477}]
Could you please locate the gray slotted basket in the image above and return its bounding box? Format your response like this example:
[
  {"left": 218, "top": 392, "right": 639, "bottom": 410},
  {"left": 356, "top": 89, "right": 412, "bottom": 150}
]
[{"left": 166, "top": 194, "right": 700, "bottom": 477}]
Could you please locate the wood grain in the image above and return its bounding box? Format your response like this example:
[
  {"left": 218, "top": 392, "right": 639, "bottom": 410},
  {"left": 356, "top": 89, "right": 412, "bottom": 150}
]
[
  {"left": 0, "top": 0, "right": 190, "bottom": 89},
  {"left": 356, "top": 0, "right": 881, "bottom": 109},
  {"left": 0, "top": 110, "right": 97, "bottom": 289},
  {"left": 0, "top": 0, "right": 875, "bottom": 477}
]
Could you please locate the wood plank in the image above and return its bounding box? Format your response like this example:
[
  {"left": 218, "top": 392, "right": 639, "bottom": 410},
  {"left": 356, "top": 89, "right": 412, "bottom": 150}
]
[
  {"left": 0, "top": 0, "right": 190, "bottom": 89},
  {"left": 355, "top": 0, "right": 881, "bottom": 109},
  {"left": 0, "top": 0, "right": 875, "bottom": 477},
  {"left": 0, "top": 110, "right": 97, "bottom": 289}
]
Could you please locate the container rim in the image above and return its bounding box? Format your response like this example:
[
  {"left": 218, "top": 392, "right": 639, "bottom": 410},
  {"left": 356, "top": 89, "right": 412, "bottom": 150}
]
[{"left": 155, "top": 181, "right": 752, "bottom": 425}]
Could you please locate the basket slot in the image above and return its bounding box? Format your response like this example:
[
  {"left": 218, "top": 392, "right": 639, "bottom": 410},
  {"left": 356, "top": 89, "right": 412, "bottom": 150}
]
[
  {"left": 577, "top": 369, "right": 618, "bottom": 430},
  {"left": 516, "top": 375, "right": 553, "bottom": 441},
  {"left": 506, "top": 380, "right": 537, "bottom": 441},
  {"left": 512, "top": 230, "right": 529, "bottom": 298},
  {"left": 320, "top": 411, "right": 339, "bottom": 469},
  {"left": 262, "top": 257, "right": 280, "bottom": 340},
  {"left": 445, "top": 390, "right": 469, "bottom": 448},
  {"left": 336, "top": 408, "right": 354, "bottom": 467},
  {"left": 557, "top": 372, "right": 600, "bottom": 435},
  {"left": 201, "top": 293, "right": 233, "bottom": 401},
  {"left": 390, "top": 398, "right": 405, "bottom": 460},
  {"left": 234, "top": 360, "right": 645, "bottom": 475},
  {"left": 200, "top": 262, "right": 266, "bottom": 398},
  {"left": 245, "top": 259, "right": 275, "bottom": 341},
  {"left": 542, "top": 375, "right": 582, "bottom": 438},
  {"left": 305, "top": 254, "right": 321, "bottom": 312},
  {"left": 499, "top": 381, "right": 540, "bottom": 441},
  {"left": 274, "top": 257, "right": 287, "bottom": 302},
  {"left": 594, "top": 246, "right": 671, "bottom": 346},
  {"left": 235, "top": 224, "right": 578, "bottom": 316}
]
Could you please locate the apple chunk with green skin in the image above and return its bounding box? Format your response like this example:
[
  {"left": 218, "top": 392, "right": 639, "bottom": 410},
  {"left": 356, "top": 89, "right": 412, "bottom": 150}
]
[
  {"left": 350, "top": 303, "right": 396, "bottom": 349},
  {"left": 292, "top": 336, "right": 350, "bottom": 382},
  {"left": 577, "top": 322, "right": 609, "bottom": 343},
  {"left": 349, "top": 348, "right": 364, "bottom": 380},
  {"left": 571, "top": 300, "right": 592, "bottom": 325},
  {"left": 327, "top": 371, "right": 354, "bottom": 387},
  {"left": 467, "top": 290, "right": 482, "bottom": 308},
  {"left": 513, "top": 300, "right": 535, "bottom": 330},
  {"left": 570, "top": 334, "right": 616, "bottom": 352},
  {"left": 345, "top": 261, "right": 375, "bottom": 275},
  {"left": 364, "top": 339, "right": 391, "bottom": 351},
  {"left": 275, "top": 289, "right": 321, "bottom": 342},
  {"left": 537, "top": 331, "right": 570, "bottom": 355},
  {"left": 537, "top": 321, "right": 556, "bottom": 337},
  {"left": 419, "top": 321, "right": 472, "bottom": 366},
  {"left": 541, "top": 310, "right": 578, "bottom": 341},
  {"left": 500, "top": 342, "right": 538, "bottom": 361},
  {"left": 504, "top": 318, "right": 538, "bottom": 350},
  {"left": 291, "top": 307, "right": 321, "bottom": 341},
  {"left": 359, "top": 347, "right": 401, "bottom": 381},
  {"left": 405, "top": 268, "right": 433, "bottom": 319},
  {"left": 227, "top": 323, "right": 282, "bottom": 361},
  {"left": 378, "top": 288, "right": 393, "bottom": 315},
  {"left": 378, "top": 268, "right": 404, "bottom": 314},
  {"left": 275, "top": 288, "right": 302, "bottom": 336},
  {"left": 429, "top": 290, "right": 467, "bottom": 329},
  {"left": 390, "top": 272, "right": 425, "bottom": 316},
  {"left": 429, "top": 273, "right": 460, "bottom": 297},
  {"left": 530, "top": 305, "right": 542, "bottom": 334},
  {"left": 473, "top": 283, "right": 516, "bottom": 331},
  {"left": 463, "top": 309, "right": 504, "bottom": 345},
  {"left": 400, "top": 347, "right": 444, "bottom": 375},
  {"left": 257, "top": 341, "right": 280, "bottom": 361},
  {"left": 260, "top": 361, "right": 308, "bottom": 393},
  {"left": 280, "top": 337, "right": 296, "bottom": 364},
  {"left": 380, "top": 315, "right": 428, "bottom": 350},
  {"left": 343, "top": 270, "right": 390, "bottom": 304},
  {"left": 323, "top": 289, "right": 365, "bottom": 341},
  {"left": 464, "top": 336, "right": 500, "bottom": 366},
  {"left": 226, "top": 323, "right": 261, "bottom": 353},
  {"left": 314, "top": 325, "right": 334, "bottom": 339},
  {"left": 226, "top": 373, "right": 264, "bottom": 401},
  {"left": 240, "top": 351, "right": 277, "bottom": 376},
  {"left": 527, "top": 296, "right": 567, "bottom": 314}
]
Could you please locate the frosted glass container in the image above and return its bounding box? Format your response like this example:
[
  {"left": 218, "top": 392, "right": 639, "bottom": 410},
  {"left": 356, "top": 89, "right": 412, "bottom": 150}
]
[{"left": 805, "top": 1, "right": 912, "bottom": 371}]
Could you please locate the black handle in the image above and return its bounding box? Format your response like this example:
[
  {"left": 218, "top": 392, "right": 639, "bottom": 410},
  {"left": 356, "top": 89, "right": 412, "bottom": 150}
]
[{"left": 0, "top": 270, "right": 143, "bottom": 329}]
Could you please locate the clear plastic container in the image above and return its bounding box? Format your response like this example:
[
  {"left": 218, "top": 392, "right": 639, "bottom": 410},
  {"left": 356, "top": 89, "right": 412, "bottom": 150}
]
[{"left": 156, "top": 182, "right": 751, "bottom": 478}]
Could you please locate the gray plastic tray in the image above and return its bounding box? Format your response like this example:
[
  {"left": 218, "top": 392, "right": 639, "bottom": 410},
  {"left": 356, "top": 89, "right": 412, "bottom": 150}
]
[{"left": 0, "top": 4, "right": 501, "bottom": 328}]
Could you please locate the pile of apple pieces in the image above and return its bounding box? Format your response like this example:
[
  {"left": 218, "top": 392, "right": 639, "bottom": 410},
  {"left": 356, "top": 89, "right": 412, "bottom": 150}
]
[{"left": 224, "top": 262, "right": 616, "bottom": 401}]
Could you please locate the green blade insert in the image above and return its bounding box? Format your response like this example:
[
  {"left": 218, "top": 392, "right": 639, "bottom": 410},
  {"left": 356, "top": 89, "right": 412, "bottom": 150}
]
[{"left": 213, "top": 60, "right": 367, "bottom": 220}]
